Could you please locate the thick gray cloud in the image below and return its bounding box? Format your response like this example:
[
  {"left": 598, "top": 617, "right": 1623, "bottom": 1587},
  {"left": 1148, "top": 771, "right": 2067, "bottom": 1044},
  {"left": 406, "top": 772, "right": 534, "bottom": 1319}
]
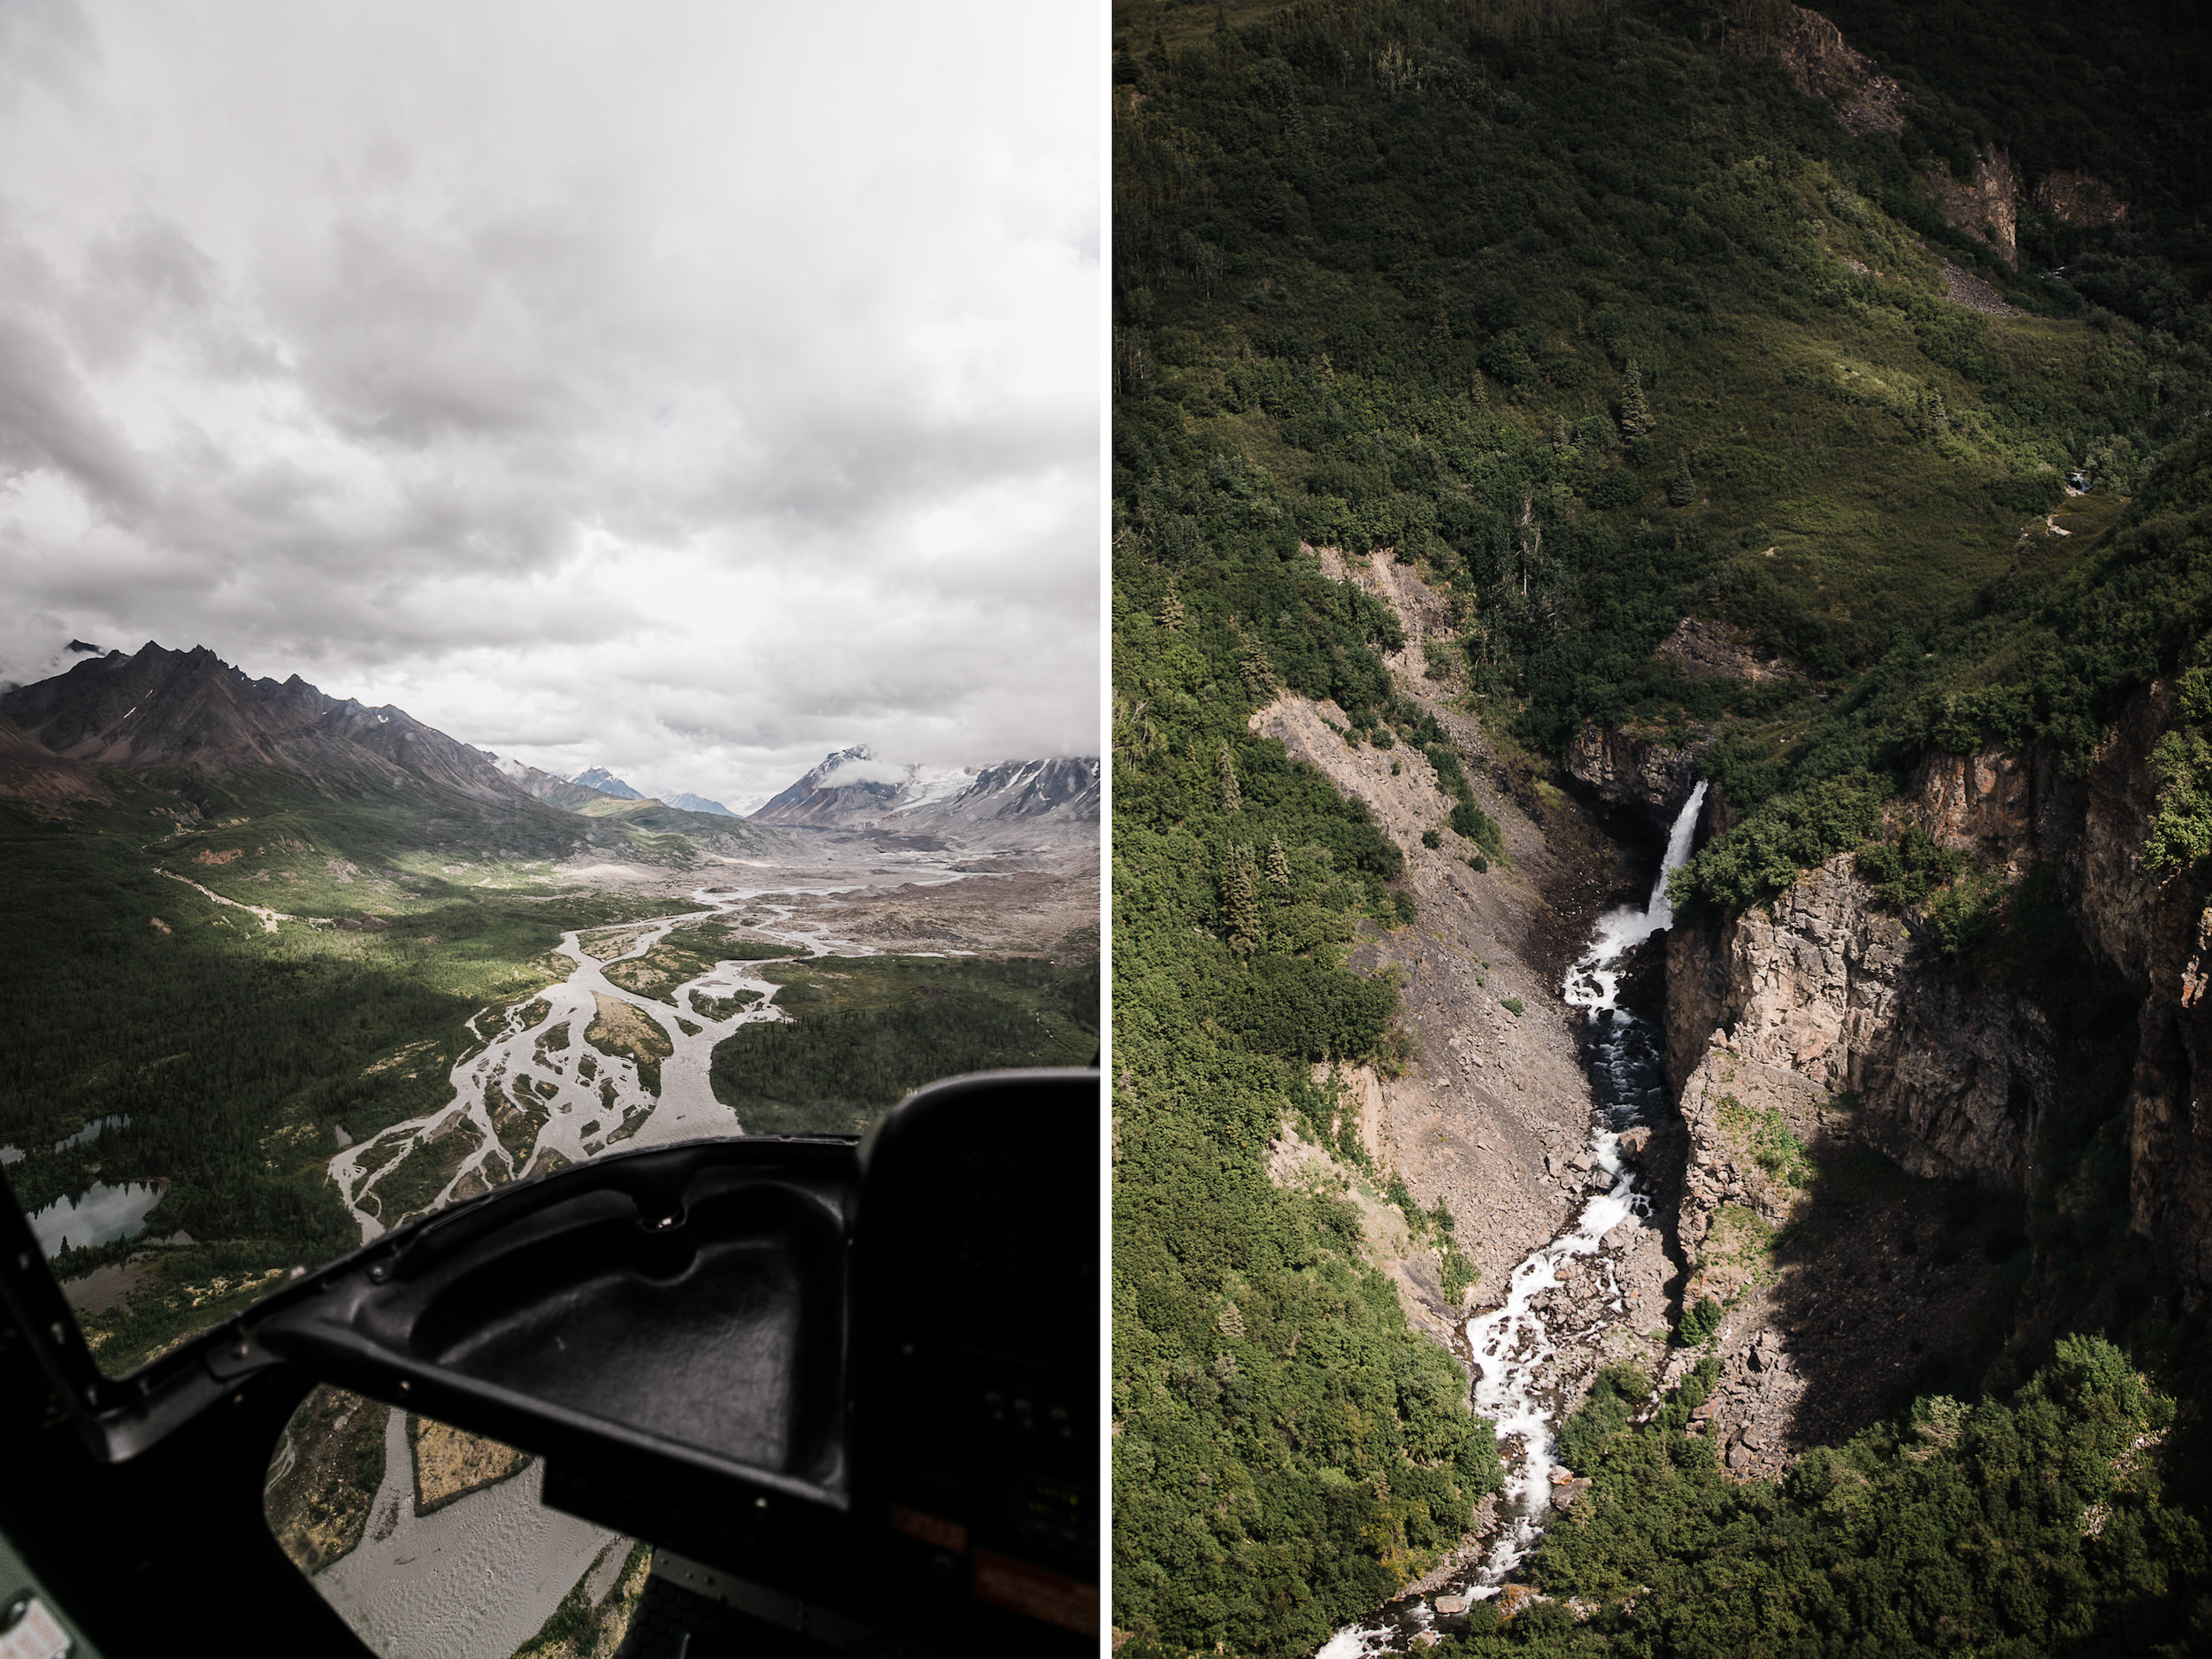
[{"left": 0, "top": 0, "right": 1099, "bottom": 810}]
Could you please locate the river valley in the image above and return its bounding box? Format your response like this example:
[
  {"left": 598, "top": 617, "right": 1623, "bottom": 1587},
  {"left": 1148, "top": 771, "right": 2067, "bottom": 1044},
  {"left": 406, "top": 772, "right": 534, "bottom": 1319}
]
[{"left": 326, "top": 857, "right": 972, "bottom": 1244}]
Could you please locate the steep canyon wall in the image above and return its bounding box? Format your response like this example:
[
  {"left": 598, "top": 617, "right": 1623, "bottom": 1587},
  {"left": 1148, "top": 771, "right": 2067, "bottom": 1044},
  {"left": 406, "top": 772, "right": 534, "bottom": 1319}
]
[{"left": 1586, "top": 683, "right": 2212, "bottom": 1310}]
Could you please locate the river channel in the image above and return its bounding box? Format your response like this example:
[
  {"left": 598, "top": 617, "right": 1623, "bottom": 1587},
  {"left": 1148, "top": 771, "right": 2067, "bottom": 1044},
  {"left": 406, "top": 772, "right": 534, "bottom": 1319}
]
[
  {"left": 1319, "top": 785, "right": 1706, "bottom": 1655},
  {"left": 327, "top": 863, "right": 968, "bottom": 1242}
]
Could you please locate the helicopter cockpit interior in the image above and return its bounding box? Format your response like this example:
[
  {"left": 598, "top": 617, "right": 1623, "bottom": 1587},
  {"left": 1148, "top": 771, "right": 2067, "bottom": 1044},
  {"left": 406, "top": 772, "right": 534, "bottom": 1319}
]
[{"left": 0, "top": 1067, "right": 1099, "bottom": 1658}]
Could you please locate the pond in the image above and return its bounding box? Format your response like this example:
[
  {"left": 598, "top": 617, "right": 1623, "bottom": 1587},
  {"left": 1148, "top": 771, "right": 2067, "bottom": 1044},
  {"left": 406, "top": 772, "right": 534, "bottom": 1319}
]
[
  {"left": 27, "top": 1182, "right": 165, "bottom": 1258},
  {"left": 1, "top": 1114, "right": 132, "bottom": 1166},
  {"left": 54, "top": 1114, "right": 130, "bottom": 1151}
]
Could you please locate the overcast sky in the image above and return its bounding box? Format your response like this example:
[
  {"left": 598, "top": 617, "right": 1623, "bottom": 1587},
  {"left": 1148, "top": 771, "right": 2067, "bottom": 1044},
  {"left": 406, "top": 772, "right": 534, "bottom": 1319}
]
[{"left": 0, "top": 0, "right": 1098, "bottom": 810}]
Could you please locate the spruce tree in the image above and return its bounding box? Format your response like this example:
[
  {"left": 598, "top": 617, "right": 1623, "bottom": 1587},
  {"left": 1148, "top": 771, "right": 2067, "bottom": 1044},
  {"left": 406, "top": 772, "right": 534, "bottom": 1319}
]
[
  {"left": 1218, "top": 739, "right": 1240, "bottom": 813},
  {"left": 1551, "top": 412, "right": 1571, "bottom": 452},
  {"left": 1222, "top": 843, "right": 1261, "bottom": 957},
  {"left": 1264, "top": 835, "right": 1291, "bottom": 890},
  {"left": 1668, "top": 449, "right": 1697, "bottom": 507},
  {"left": 1158, "top": 587, "right": 1184, "bottom": 631},
  {"left": 1618, "top": 361, "right": 1655, "bottom": 440},
  {"left": 1471, "top": 370, "right": 1490, "bottom": 411},
  {"left": 1238, "top": 637, "right": 1275, "bottom": 702}
]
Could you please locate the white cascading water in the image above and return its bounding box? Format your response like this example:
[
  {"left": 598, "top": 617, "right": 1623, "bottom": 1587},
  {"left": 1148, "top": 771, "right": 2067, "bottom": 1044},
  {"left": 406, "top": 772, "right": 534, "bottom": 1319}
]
[{"left": 1318, "top": 781, "right": 1706, "bottom": 1657}]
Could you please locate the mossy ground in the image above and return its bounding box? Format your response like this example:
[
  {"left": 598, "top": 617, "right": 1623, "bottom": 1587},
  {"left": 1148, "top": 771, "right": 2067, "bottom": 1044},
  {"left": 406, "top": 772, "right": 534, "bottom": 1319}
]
[
  {"left": 583, "top": 994, "right": 672, "bottom": 1095},
  {"left": 598, "top": 923, "right": 793, "bottom": 1004},
  {"left": 408, "top": 1412, "right": 531, "bottom": 1516},
  {"left": 265, "top": 1384, "right": 391, "bottom": 1577}
]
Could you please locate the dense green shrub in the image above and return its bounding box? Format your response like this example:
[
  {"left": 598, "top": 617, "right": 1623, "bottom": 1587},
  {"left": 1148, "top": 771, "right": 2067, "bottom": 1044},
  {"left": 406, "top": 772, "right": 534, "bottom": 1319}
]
[
  {"left": 1677, "top": 1294, "right": 1724, "bottom": 1347},
  {"left": 1447, "top": 1337, "right": 2208, "bottom": 1656}
]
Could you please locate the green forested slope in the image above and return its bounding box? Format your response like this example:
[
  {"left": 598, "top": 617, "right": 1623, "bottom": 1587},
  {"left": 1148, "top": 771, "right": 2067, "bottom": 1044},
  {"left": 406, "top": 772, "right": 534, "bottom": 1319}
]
[
  {"left": 708, "top": 955, "right": 1098, "bottom": 1135},
  {"left": 0, "top": 774, "right": 672, "bottom": 1370},
  {"left": 1440, "top": 1337, "right": 2209, "bottom": 1655},
  {"left": 1116, "top": 570, "right": 1505, "bottom": 1651},
  {"left": 1816, "top": 0, "right": 2212, "bottom": 269},
  {"left": 1114, "top": 0, "right": 2212, "bottom": 1651}
]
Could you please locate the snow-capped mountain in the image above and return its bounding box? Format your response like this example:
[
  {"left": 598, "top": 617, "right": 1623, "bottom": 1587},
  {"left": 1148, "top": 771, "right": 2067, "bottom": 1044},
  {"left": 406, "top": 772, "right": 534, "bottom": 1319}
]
[
  {"left": 749, "top": 746, "right": 1099, "bottom": 846},
  {"left": 647, "top": 789, "right": 736, "bottom": 817},
  {"left": 483, "top": 752, "right": 618, "bottom": 811},
  {"left": 571, "top": 766, "right": 643, "bottom": 800},
  {"left": 748, "top": 746, "right": 963, "bottom": 827}
]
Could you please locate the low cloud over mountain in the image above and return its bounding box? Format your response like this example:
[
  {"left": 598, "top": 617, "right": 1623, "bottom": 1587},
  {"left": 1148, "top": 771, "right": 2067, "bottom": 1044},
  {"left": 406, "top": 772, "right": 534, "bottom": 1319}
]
[{"left": 0, "top": 0, "right": 1096, "bottom": 812}]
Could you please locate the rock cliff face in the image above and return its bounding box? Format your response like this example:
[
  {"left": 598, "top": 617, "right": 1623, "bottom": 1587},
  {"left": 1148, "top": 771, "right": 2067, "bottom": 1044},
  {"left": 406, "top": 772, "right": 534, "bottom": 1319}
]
[
  {"left": 1666, "top": 852, "right": 2061, "bottom": 1193},
  {"left": 1921, "top": 145, "right": 2022, "bottom": 268},
  {"left": 2031, "top": 169, "right": 2129, "bottom": 229},
  {"left": 1719, "top": 4, "right": 1911, "bottom": 137},
  {"left": 2047, "top": 685, "right": 2212, "bottom": 1303},
  {"left": 1562, "top": 726, "right": 1703, "bottom": 833},
  {"left": 1665, "top": 681, "right": 2212, "bottom": 1306}
]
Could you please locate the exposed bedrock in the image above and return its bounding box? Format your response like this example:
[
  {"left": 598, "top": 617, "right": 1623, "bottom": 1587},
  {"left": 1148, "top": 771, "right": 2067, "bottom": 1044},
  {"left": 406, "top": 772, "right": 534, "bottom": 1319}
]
[
  {"left": 1561, "top": 724, "right": 1704, "bottom": 835},
  {"left": 1666, "top": 851, "right": 2062, "bottom": 1191},
  {"left": 1663, "top": 677, "right": 2212, "bottom": 1305}
]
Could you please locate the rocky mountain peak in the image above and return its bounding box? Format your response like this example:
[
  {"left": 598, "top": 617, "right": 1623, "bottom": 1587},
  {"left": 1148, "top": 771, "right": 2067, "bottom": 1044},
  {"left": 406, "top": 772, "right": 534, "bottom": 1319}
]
[
  {"left": 0, "top": 640, "right": 529, "bottom": 807},
  {"left": 571, "top": 766, "right": 643, "bottom": 800},
  {"left": 749, "top": 748, "right": 1099, "bottom": 845}
]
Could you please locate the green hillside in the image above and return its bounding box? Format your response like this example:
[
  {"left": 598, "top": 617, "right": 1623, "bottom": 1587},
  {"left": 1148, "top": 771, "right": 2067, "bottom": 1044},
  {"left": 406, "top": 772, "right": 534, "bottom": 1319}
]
[
  {"left": 0, "top": 775, "right": 675, "bottom": 1372},
  {"left": 1112, "top": 0, "right": 2212, "bottom": 1651},
  {"left": 708, "top": 955, "right": 1099, "bottom": 1136}
]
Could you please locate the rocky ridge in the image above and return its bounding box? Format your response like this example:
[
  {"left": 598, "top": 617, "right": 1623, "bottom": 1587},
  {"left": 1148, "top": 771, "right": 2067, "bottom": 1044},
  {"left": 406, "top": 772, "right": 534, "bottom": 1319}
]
[
  {"left": 485, "top": 753, "right": 625, "bottom": 811},
  {"left": 0, "top": 710, "right": 111, "bottom": 807},
  {"left": 0, "top": 642, "right": 788, "bottom": 867},
  {"left": 751, "top": 746, "right": 1101, "bottom": 847},
  {"left": 1718, "top": 3, "right": 1911, "bottom": 138},
  {"left": 3, "top": 643, "right": 537, "bottom": 809}
]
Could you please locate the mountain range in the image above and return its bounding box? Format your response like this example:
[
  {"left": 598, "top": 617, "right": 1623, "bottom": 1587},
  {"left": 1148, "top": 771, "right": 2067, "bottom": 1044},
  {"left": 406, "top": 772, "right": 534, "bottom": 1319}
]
[
  {"left": 3, "top": 643, "right": 526, "bottom": 807},
  {"left": 0, "top": 642, "right": 1097, "bottom": 857},
  {"left": 565, "top": 768, "right": 736, "bottom": 818},
  {"left": 749, "top": 745, "right": 1101, "bottom": 844},
  {"left": 0, "top": 643, "right": 784, "bottom": 869}
]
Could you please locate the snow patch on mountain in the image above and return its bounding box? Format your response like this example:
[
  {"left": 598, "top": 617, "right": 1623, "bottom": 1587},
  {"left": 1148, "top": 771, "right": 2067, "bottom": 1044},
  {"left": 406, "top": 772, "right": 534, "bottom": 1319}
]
[
  {"left": 571, "top": 766, "right": 643, "bottom": 800},
  {"left": 644, "top": 788, "right": 736, "bottom": 817},
  {"left": 811, "top": 751, "right": 912, "bottom": 788},
  {"left": 749, "top": 745, "right": 1099, "bottom": 844}
]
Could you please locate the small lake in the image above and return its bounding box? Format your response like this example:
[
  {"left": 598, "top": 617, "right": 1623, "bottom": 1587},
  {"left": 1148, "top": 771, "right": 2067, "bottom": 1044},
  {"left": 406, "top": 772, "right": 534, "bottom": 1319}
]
[
  {"left": 28, "top": 1182, "right": 165, "bottom": 1257},
  {"left": 55, "top": 1113, "right": 130, "bottom": 1150},
  {"left": 1, "top": 1114, "right": 132, "bottom": 1167}
]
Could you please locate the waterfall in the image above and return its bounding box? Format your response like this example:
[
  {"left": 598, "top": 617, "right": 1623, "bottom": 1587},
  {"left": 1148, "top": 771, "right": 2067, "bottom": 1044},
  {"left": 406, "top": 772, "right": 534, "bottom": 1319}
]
[{"left": 1317, "top": 781, "right": 1707, "bottom": 1655}]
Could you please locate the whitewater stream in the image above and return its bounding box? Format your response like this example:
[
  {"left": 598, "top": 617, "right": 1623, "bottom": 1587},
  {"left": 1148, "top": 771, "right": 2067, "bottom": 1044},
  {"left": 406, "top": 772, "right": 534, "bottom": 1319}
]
[
  {"left": 327, "top": 866, "right": 964, "bottom": 1243},
  {"left": 1320, "top": 783, "right": 1706, "bottom": 1655}
]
